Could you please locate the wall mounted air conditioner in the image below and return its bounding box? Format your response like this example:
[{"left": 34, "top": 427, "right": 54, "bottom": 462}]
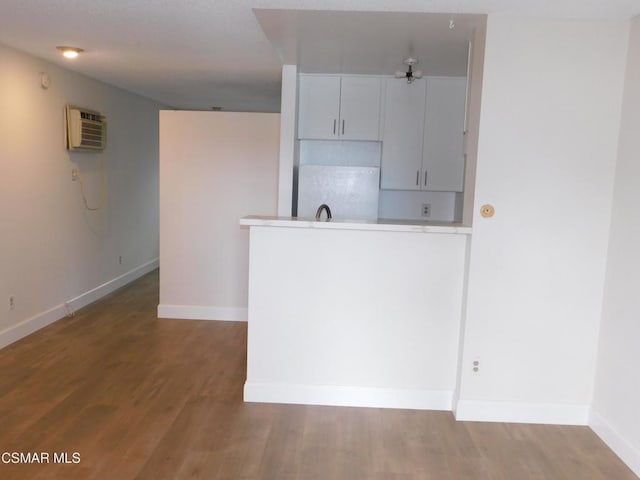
[{"left": 65, "top": 105, "right": 106, "bottom": 151}]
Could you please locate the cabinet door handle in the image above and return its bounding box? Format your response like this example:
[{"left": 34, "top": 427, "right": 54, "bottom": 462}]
[
  {"left": 424, "top": 170, "right": 428, "bottom": 187},
  {"left": 333, "top": 119, "right": 337, "bottom": 135},
  {"left": 342, "top": 119, "right": 345, "bottom": 135},
  {"left": 416, "top": 170, "right": 420, "bottom": 186}
]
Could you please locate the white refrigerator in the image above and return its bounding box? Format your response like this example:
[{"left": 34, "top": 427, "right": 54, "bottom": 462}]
[{"left": 297, "top": 165, "right": 380, "bottom": 220}]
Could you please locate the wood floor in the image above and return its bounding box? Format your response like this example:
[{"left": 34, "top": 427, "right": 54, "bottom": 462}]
[{"left": 0, "top": 271, "right": 636, "bottom": 480}]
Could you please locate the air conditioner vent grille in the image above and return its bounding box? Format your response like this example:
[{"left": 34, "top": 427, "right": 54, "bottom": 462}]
[
  {"left": 80, "top": 111, "right": 101, "bottom": 122},
  {"left": 66, "top": 105, "right": 106, "bottom": 152}
]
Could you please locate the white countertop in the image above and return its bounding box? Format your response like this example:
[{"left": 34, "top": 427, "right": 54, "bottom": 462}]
[{"left": 240, "top": 216, "right": 472, "bottom": 234}]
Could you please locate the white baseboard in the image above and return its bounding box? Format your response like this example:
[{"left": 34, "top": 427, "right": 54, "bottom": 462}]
[
  {"left": 68, "top": 258, "right": 159, "bottom": 311},
  {"left": 244, "top": 381, "right": 453, "bottom": 411},
  {"left": 455, "top": 399, "right": 589, "bottom": 425},
  {"left": 0, "top": 303, "right": 68, "bottom": 351},
  {"left": 0, "top": 258, "right": 159, "bottom": 350},
  {"left": 590, "top": 408, "right": 640, "bottom": 477},
  {"left": 157, "top": 304, "right": 247, "bottom": 322}
]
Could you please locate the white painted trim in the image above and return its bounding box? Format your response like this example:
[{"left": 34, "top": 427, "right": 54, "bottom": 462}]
[
  {"left": 0, "top": 258, "right": 159, "bottom": 350},
  {"left": 244, "top": 382, "right": 453, "bottom": 411},
  {"left": 68, "top": 259, "right": 159, "bottom": 311},
  {"left": 590, "top": 409, "right": 640, "bottom": 477},
  {"left": 455, "top": 399, "right": 589, "bottom": 425},
  {"left": 157, "top": 304, "right": 247, "bottom": 322},
  {"left": 0, "top": 304, "right": 68, "bottom": 351}
]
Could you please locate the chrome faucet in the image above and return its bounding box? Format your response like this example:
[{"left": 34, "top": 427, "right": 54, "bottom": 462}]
[{"left": 315, "top": 204, "right": 332, "bottom": 221}]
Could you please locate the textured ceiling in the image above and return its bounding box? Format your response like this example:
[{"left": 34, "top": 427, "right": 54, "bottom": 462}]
[{"left": 0, "top": 0, "right": 638, "bottom": 112}]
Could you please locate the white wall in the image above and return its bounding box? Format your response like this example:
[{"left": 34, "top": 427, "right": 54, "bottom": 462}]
[
  {"left": 245, "top": 225, "right": 468, "bottom": 410},
  {"left": 456, "top": 15, "right": 629, "bottom": 424},
  {"left": 158, "top": 111, "right": 280, "bottom": 321},
  {"left": 0, "top": 44, "right": 161, "bottom": 348},
  {"left": 591, "top": 16, "right": 640, "bottom": 477}
]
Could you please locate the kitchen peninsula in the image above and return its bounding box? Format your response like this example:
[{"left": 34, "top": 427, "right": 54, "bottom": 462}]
[
  {"left": 240, "top": 64, "right": 473, "bottom": 411},
  {"left": 241, "top": 215, "right": 470, "bottom": 410}
]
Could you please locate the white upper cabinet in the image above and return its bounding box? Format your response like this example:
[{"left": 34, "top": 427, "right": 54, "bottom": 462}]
[
  {"left": 380, "top": 78, "right": 427, "bottom": 190},
  {"left": 380, "top": 76, "right": 466, "bottom": 192},
  {"left": 423, "top": 77, "right": 466, "bottom": 192},
  {"left": 297, "top": 75, "right": 381, "bottom": 141},
  {"left": 339, "top": 77, "right": 382, "bottom": 140},
  {"left": 297, "top": 76, "right": 341, "bottom": 139}
]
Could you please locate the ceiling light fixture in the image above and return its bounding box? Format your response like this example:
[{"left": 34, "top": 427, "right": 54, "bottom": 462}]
[
  {"left": 56, "top": 46, "right": 84, "bottom": 59},
  {"left": 395, "top": 58, "right": 423, "bottom": 84}
]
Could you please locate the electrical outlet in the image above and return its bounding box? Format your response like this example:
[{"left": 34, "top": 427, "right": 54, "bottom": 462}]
[
  {"left": 472, "top": 358, "right": 480, "bottom": 374},
  {"left": 8, "top": 296, "right": 15, "bottom": 311},
  {"left": 71, "top": 169, "right": 78, "bottom": 181},
  {"left": 421, "top": 203, "right": 431, "bottom": 218},
  {"left": 118, "top": 256, "right": 123, "bottom": 265}
]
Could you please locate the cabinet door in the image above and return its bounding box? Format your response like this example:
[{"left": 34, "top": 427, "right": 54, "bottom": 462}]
[
  {"left": 423, "top": 77, "right": 466, "bottom": 192},
  {"left": 298, "top": 76, "right": 340, "bottom": 139},
  {"left": 339, "top": 77, "right": 381, "bottom": 141},
  {"left": 380, "top": 78, "right": 426, "bottom": 190}
]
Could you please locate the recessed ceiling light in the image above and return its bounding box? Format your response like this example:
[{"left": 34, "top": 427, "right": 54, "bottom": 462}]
[{"left": 56, "top": 46, "right": 84, "bottom": 59}]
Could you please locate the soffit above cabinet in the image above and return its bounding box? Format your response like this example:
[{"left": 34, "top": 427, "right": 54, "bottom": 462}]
[{"left": 255, "top": 9, "right": 486, "bottom": 77}]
